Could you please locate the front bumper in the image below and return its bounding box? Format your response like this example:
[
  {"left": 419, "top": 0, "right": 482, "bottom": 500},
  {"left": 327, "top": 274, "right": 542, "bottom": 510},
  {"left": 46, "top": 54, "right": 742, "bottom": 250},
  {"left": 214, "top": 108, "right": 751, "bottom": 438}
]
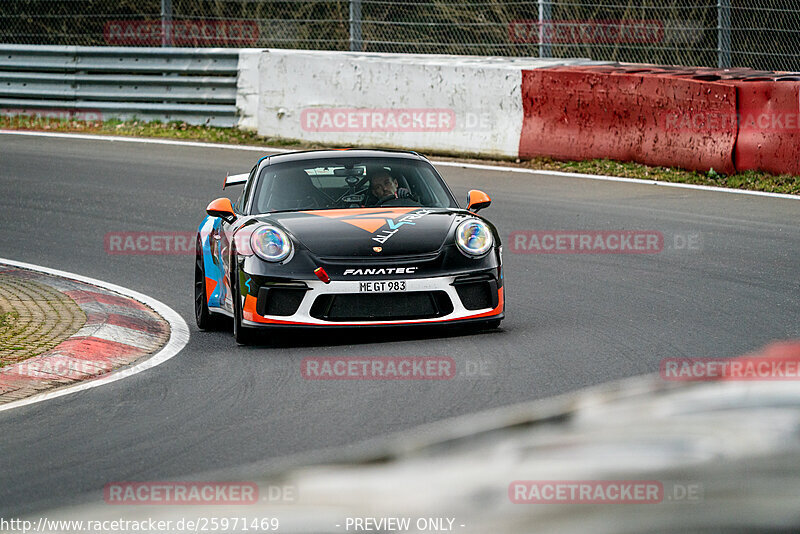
[{"left": 237, "top": 273, "right": 504, "bottom": 327}]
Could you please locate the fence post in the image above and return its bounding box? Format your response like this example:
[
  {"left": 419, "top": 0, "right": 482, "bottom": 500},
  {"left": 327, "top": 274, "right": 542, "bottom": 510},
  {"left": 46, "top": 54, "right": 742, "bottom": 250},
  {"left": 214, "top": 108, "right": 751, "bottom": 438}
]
[
  {"left": 350, "top": 0, "right": 363, "bottom": 52},
  {"left": 717, "top": 0, "right": 731, "bottom": 68},
  {"left": 538, "top": 0, "right": 552, "bottom": 58},
  {"left": 161, "top": 0, "right": 173, "bottom": 47}
]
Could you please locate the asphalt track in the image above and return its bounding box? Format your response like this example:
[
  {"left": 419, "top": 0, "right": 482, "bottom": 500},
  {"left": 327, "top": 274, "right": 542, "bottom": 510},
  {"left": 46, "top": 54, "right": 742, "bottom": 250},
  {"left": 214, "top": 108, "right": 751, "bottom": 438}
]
[{"left": 1, "top": 133, "right": 798, "bottom": 515}]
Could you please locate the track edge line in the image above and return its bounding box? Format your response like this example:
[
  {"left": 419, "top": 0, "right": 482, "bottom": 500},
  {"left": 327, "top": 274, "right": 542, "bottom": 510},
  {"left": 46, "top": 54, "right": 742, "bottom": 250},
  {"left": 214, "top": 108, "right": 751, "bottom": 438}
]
[{"left": 2, "top": 129, "right": 797, "bottom": 201}]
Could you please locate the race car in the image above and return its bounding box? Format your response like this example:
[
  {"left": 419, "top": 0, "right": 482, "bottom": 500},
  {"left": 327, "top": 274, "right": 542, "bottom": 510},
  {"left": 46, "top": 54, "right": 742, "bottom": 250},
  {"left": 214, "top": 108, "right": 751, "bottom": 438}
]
[{"left": 195, "top": 149, "right": 504, "bottom": 344}]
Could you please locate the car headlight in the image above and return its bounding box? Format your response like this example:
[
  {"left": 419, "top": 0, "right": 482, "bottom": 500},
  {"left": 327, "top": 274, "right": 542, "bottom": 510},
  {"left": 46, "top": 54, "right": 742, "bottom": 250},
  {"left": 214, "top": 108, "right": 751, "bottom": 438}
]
[
  {"left": 251, "top": 225, "right": 292, "bottom": 262},
  {"left": 455, "top": 219, "right": 493, "bottom": 257}
]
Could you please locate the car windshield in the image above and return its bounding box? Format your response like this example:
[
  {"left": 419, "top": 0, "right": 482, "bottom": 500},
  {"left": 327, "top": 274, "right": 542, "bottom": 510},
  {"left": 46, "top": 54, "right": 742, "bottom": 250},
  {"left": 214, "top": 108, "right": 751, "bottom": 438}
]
[{"left": 249, "top": 157, "right": 458, "bottom": 214}]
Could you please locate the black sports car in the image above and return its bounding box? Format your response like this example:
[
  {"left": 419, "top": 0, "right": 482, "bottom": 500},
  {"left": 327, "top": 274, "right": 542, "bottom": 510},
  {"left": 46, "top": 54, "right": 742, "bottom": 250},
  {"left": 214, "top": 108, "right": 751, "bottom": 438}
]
[{"left": 195, "top": 149, "right": 504, "bottom": 344}]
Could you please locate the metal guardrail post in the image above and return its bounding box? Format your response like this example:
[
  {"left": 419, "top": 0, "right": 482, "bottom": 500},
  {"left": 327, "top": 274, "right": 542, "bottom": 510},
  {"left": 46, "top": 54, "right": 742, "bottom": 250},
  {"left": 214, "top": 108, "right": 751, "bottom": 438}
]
[
  {"left": 161, "top": 0, "right": 173, "bottom": 47},
  {"left": 539, "top": 0, "right": 552, "bottom": 59},
  {"left": 717, "top": 0, "right": 731, "bottom": 68},
  {"left": 350, "top": 0, "right": 363, "bottom": 52}
]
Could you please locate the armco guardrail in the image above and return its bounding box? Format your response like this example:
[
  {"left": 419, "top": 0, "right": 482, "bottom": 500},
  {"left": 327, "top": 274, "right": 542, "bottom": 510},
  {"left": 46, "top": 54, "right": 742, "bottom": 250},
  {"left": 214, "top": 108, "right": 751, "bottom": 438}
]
[{"left": 0, "top": 45, "right": 241, "bottom": 126}]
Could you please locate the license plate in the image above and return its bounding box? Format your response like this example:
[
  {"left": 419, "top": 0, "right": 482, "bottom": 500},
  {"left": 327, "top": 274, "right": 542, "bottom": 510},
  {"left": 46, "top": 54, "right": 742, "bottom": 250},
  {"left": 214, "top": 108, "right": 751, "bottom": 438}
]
[{"left": 358, "top": 280, "right": 408, "bottom": 293}]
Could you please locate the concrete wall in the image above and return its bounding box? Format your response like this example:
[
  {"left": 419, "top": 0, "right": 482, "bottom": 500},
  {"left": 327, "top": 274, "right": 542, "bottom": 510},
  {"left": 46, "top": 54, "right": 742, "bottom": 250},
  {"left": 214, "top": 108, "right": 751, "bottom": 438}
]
[
  {"left": 253, "top": 49, "right": 603, "bottom": 158},
  {"left": 243, "top": 49, "right": 800, "bottom": 176},
  {"left": 236, "top": 49, "right": 262, "bottom": 131}
]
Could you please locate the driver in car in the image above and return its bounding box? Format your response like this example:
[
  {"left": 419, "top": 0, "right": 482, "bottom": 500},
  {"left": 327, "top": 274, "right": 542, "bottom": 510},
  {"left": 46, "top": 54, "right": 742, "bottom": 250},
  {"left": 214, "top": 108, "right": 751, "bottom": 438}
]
[{"left": 365, "top": 171, "right": 417, "bottom": 206}]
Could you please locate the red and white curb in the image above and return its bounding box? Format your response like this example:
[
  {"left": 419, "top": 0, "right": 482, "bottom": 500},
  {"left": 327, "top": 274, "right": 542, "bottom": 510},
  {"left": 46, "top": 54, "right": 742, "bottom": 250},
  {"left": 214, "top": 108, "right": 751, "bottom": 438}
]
[{"left": 0, "top": 258, "right": 189, "bottom": 413}]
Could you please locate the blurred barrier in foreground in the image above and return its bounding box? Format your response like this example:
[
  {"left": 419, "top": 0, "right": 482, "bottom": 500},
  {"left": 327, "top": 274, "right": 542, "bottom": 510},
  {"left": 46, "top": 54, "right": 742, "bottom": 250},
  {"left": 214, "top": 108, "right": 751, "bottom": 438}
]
[{"left": 29, "top": 341, "right": 800, "bottom": 533}]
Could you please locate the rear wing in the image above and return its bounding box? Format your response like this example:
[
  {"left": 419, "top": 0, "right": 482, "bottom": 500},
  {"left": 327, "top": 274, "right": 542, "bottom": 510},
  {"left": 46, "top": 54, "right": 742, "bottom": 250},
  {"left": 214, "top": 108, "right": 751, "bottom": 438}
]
[{"left": 223, "top": 173, "right": 249, "bottom": 189}]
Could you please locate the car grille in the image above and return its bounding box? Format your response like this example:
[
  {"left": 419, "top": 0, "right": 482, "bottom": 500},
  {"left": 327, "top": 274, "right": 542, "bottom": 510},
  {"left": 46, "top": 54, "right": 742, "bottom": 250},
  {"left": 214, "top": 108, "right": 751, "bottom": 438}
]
[
  {"left": 257, "top": 286, "right": 307, "bottom": 317},
  {"left": 310, "top": 291, "right": 453, "bottom": 322},
  {"left": 453, "top": 274, "right": 498, "bottom": 310}
]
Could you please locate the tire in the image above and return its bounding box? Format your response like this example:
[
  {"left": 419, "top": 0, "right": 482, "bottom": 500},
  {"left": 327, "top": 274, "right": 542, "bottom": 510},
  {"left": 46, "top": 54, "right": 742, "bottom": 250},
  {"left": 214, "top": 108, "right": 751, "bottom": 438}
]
[
  {"left": 195, "top": 238, "right": 219, "bottom": 330},
  {"left": 231, "top": 257, "right": 255, "bottom": 345}
]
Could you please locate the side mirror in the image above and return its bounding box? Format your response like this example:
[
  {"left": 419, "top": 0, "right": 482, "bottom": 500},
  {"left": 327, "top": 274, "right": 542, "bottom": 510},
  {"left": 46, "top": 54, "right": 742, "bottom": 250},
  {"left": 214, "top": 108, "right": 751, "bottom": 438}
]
[
  {"left": 466, "top": 190, "right": 491, "bottom": 212},
  {"left": 207, "top": 198, "right": 236, "bottom": 224}
]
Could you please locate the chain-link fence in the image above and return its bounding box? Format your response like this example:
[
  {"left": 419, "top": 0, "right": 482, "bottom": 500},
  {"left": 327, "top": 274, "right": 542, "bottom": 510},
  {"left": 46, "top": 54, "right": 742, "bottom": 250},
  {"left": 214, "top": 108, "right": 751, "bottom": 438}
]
[{"left": 1, "top": 1, "right": 799, "bottom": 71}]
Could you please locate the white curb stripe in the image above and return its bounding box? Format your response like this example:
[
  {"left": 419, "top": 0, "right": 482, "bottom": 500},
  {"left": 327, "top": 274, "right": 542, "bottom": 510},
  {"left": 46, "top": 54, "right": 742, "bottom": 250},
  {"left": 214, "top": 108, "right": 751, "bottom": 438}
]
[
  {"left": 0, "top": 258, "right": 190, "bottom": 414},
  {"left": 0, "top": 130, "right": 273, "bottom": 152},
  {"left": 1, "top": 130, "right": 797, "bottom": 201},
  {"left": 72, "top": 323, "right": 160, "bottom": 351},
  {"left": 8, "top": 354, "right": 107, "bottom": 380},
  {"left": 78, "top": 302, "right": 159, "bottom": 322},
  {"left": 432, "top": 162, "right": 800, "bottom": 201}
]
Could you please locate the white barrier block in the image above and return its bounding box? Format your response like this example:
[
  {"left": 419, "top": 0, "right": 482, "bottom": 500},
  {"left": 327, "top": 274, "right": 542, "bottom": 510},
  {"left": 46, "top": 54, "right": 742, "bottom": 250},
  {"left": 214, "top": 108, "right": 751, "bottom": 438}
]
[
  {"left": 257, "top": 50, "right": 531, "bottom": 158},
  {"left": 236, "top": 48, "right": 262, "bottom": 130}
]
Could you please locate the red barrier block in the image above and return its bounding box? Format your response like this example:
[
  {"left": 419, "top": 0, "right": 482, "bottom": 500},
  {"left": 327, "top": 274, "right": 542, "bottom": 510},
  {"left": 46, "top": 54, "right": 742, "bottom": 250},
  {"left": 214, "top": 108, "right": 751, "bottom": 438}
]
[
  {"left": 729, "top": 80, "right": 800, "bottom": 176},
  {"left": 519, "top": 68, "right": 737, "bottom": 173}
]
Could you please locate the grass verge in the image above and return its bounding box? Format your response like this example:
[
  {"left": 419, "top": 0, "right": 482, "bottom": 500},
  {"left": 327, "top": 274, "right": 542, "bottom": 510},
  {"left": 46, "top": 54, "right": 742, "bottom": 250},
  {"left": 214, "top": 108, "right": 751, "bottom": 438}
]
[{"left": 2, "top": 116, "right": 798, "bottom": 195}]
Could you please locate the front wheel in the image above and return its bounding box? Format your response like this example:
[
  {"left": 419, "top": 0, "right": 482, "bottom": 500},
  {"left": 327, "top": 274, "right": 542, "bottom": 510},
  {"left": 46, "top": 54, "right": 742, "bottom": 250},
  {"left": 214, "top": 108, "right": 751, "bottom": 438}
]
[
  {"left": 195, "top": 238, "right": 220, "bottom": 330},
  {"left": 231, "top": 260, "right": 256, "bottom": 345}
]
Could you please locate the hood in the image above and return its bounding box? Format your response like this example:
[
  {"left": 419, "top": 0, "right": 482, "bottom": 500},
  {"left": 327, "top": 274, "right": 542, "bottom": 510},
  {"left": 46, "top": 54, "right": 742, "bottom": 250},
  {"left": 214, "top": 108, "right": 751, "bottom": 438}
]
[{"left": 259, "top": 207, "right": 465, "bottom": 257}]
